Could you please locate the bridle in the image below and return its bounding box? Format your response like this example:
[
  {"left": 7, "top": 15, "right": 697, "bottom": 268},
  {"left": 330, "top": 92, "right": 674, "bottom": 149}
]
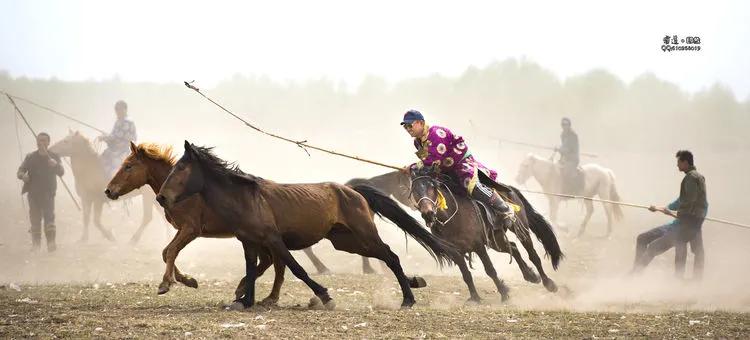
[{"left": 409, "top": 175, "right": 459, "bottom": 226}]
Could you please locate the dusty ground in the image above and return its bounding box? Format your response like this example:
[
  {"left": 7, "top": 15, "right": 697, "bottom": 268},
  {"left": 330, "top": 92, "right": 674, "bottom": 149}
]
[{"left": 1, "top": 192, "right": 749, "bottom": 338}]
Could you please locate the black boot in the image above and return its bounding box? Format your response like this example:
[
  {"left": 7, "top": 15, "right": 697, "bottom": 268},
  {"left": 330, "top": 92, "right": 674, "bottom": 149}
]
[
  {"left": 471, "top": 183, "right": 515, "bottom": 230},
  {"left": 44, "top": 224, "right": 57, "bottom": 252}
]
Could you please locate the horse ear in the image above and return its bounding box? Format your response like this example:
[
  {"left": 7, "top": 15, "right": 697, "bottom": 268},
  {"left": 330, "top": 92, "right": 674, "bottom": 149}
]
[
  {"left": 130, "top": 141, "right": 138, "bottom": 154},
  {"left": 183, "top": 140, "right": 193, "bottom": 158}
]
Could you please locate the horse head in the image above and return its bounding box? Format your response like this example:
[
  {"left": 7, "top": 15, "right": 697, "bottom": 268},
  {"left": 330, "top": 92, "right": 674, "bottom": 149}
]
[{"left": 49, "top": 129, "right": 92, "bottom": 157}]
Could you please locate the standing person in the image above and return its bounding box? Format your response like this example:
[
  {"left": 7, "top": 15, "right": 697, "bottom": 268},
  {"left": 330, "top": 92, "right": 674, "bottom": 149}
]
[
  {"left": 558, "top": 117, "right": 581, "bottom": 194},
  {"left": 631, "top": 150, "right": 707, "bottom": 279},
  {"left": 17, "top": 132, "right": 65, "bottom": 252},
  {"left": 400, "top": 110, "right": 515, "bottom": 229},
  {"left": 99, "top": 100, "right": 137, "bottom": 177}
]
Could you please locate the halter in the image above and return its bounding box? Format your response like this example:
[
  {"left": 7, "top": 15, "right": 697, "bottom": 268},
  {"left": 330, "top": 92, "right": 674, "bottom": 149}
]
[{"left": 409, "top": 175, "right": 459, "bottom": 226}]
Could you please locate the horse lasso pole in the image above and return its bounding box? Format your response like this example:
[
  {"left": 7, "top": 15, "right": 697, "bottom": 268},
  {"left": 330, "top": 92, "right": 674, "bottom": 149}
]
[
  {"left": 0, "top": 90, "right": 107, "bottom": 134},
  {"left": 183, "top": 81, "right": 749, "bottom": 230},
  {"left": 469, "top": 120, "right": 598, "bottom": 158},
  {"left": 183, "top": 81, "right": 402, "bottom": 171},
  {"left": 520, "top": 189, "right": 750, "bottom": 230},
  {"left": 6, "top": 94, "right": 82, "bottom": 211}
]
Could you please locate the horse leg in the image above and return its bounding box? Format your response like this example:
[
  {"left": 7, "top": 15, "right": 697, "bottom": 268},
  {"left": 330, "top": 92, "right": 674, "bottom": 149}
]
[
  {"left": 476, "top": 246, "right": 510, "bottom": 301},
  {"left": 80, "top": 197, "right": 92, "bottom": 243},
  {"left": 93, "top": 200, "right": 115, "bottom": 241},
  {"left": 361, "top": 256, "right": 377, "bottom": 274},
  {"left": 158, "top": 228, "right": 197, "bottom": 294},
  {"left": 598, "top": 186, "right": 614, "bottom": 238},
  {"left": 490, "top": 239, "right": 540, "bottom": 284},
  {"left": 232, "top": 240, "right": 259, "bottom": 309},
  {"left": 265, "top": 236, "right": 332, "bottom": 308},
  {"left": 519, "top": 236, "right": 557, "bottom": 292},
  {"left": 235, "top": 250, "right": 273, "bottom": 300},
  {"left": 326, "top": 226, "right": 418, "bottom": 308},
  {"left": 302, "top": 247, "right": 331, "bottom": 274},
  {"left": 260, "top": 255, "right": 286, "bottom": 306},
  {"left": 549, "top": 198, "right": 565, "bottom": 232},
  {"left": 129, "top": 194, "right": 155, "bottom": 245},
  {"left": 576, "top": 199, "right": 594, "bottom": 238}
]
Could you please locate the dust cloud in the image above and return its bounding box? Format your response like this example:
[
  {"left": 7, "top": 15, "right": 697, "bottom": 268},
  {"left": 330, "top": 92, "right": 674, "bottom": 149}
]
[{"left": 0, "top": 60, "right": 748, "bottom": 313}]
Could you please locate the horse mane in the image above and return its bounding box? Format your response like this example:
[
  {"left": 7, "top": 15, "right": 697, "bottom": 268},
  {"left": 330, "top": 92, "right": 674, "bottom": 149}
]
[
  {"left": 189, "top": 145, "right": 261, "bottom": 186},
  {"left": 137, "top": 143, "right": 176, "bottom": 165},
  {"left": 71, "top": 132, "right": 97, "bottom": 154}
]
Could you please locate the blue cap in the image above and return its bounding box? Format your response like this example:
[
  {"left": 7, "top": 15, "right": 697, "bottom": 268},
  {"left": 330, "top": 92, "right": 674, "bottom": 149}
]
[{"left": 400, "top": 110, "right": 425, "bottom": 125}]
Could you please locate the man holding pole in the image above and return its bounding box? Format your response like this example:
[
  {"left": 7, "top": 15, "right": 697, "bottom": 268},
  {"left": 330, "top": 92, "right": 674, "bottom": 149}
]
[
  {"left": 17, "top": 132, "right": 65, "bottom": 252},
  {"left": 631, "top": 150, "right": 707, "bottom": 279}
]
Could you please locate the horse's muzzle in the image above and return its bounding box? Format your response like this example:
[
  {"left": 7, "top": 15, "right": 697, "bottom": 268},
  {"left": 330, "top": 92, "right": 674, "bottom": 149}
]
[
  {"left": 421, "top": 211, "right": 437, "bottom": 227},
  {"left": 104, "top": 188, "right": 120, "bottom": 200},
  {"left": 155, "top": 194, "right": 168, "bottom": 207}
]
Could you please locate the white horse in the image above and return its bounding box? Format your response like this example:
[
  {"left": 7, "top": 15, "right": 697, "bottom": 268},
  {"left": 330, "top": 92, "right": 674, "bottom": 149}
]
[{"left": 515, "top": 153, "right": 623, "bottom": 237}]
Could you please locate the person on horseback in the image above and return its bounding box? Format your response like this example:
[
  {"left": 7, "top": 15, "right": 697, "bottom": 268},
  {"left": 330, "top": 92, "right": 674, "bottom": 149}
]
[
  {"left": 557, "top": 117, "right": 582, "bottom": 194},
  {"left": 400, "top": 110, "right": 515, "bottom": 229},
  {"left": 631, "top": 150, "right": 707, "bottom": 280},
  {"left": 98, "top": 100, "right": 137, "bottom": 177}
]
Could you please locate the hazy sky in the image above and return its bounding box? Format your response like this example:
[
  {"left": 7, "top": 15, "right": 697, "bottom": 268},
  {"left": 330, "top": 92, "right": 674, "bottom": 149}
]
[{"left": 2, "top": 0, "right": 749, "bottom": 98}]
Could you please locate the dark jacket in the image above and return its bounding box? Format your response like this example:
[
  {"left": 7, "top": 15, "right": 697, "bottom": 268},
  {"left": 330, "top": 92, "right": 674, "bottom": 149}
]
[
  {"left": 17, "top": 150, "right": 64, "bottom": 196},
  {"left": 560, "top": 129, "right": 580, "bottom": 166},
  {"left": 677, "top": 166, "right": 707, "bottom": 220}
]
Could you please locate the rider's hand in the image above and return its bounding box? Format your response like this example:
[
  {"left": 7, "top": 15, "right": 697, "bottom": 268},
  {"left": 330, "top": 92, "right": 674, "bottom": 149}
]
[
  {"left": 648, "top": 205, "right": 657, "bottom": 212},
  {"left": 48, "top": 158, "right": 58, "bottom": 167},
  {"left": 400, "top": 165, "right": 411, "bottom": 175},
  {"left": 20, "top": 174, "right": 30, "bottom": 183}
]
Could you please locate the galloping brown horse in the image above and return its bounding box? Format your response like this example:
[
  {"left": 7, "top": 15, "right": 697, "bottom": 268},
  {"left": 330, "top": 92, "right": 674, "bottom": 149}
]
[
  {"left": 104, "top": 142, "right": 330, "bottom": 301},
  {"left": 409, "top": 169, "right": 563, "bottom": 302},
  {"left": 156, "top": 141, "right": 457, "bottom": 309}
]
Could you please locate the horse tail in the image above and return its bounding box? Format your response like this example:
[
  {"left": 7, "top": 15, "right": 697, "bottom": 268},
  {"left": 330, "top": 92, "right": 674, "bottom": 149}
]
[
  {"left": 607, "top": 170, "right": 624, "bottom": 221},
  {"left": 510, "top": 186, "right": 564, "bottom": 270},
  {"left": 350, "top": 184, "right": 457, "bottom": 268}
]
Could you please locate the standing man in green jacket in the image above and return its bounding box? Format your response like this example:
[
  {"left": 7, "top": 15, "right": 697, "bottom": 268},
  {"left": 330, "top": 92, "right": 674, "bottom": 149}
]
[{"left": 631, "top": 150, "right": 707, "bottom": 279}]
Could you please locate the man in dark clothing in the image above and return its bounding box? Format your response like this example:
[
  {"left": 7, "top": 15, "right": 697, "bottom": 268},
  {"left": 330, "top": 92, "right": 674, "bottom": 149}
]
[
  {"left": 558, "top": 117, "right": 582, "bottom": 194},
  {"left": 631, "top": 150, "right": 707, "bottom": 279},
  {"left": 17, "top": 132, "right": 64, "bottom": 252}
]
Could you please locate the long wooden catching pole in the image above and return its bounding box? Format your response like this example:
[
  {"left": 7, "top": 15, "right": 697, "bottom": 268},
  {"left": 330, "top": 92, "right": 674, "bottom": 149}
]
[{"left": 183, "top": 81, "right": 749, "bottom": 231}]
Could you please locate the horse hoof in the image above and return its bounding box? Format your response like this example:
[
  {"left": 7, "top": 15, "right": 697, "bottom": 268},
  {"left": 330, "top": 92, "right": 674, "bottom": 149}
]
[
  {"left": 317, "top": 269, "right": 332, "bottom": 275},
  {"left": 409, "top": 276, "right": 427, "bottom": 288},
  {"left": 183, "top": 277, "right": 198, "bottom": 289},
  {"left": 362, "top": 267, "right": 376, "bottom": 275},
  {"left": 400, "top": 301, "right": 415, "bottom": 309},
  {"left": 523, "top": 270, "right": 541, "bottom": 284},
  {"left": 128, "top": 237, "right": 140, "bottom": 246},
  {"left": 308, "top": 296, "right": 324, "bottom": 310},
  {"left": 157, "top": 282, "right": 170, "bottom": 295},
  {"left": 324, "top": 299, "right": 336, "bottom": 311},
  {"left": 227, "top": 301, "right": 247, "bottom": 311},
  {"left": 543, "top": 279, "right": 558, "bottom": 293},
  {"left": 465, "top": 297, "right": 481, "bottom": 306},
  {"left": 259, "top": 297, "right": 278, "bottom": 307}
]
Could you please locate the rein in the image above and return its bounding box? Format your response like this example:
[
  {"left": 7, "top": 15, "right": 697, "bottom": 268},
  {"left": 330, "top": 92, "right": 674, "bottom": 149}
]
[{"left": 409, "top": 175, "right": 459, "bottom": 226}]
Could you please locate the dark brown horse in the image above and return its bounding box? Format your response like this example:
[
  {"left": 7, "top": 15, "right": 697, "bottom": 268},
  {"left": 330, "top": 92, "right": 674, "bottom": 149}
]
[
  {"left": 408, "top": 169, "right": 563, "bottom": 302},
  {"left": 156, "top": 141, "right": 457, "bottom": 309},
  {"left": 104, "top": 142, "right": 331, "bottom": 301},
  {"left": 348, "top": 171, "right": 539, "bottom": 280}
]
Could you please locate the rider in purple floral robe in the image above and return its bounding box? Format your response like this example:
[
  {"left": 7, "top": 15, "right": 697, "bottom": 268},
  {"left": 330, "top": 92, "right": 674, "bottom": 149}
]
[{"left": 401, "top": 110, "right": 514, "bottom": 228}]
